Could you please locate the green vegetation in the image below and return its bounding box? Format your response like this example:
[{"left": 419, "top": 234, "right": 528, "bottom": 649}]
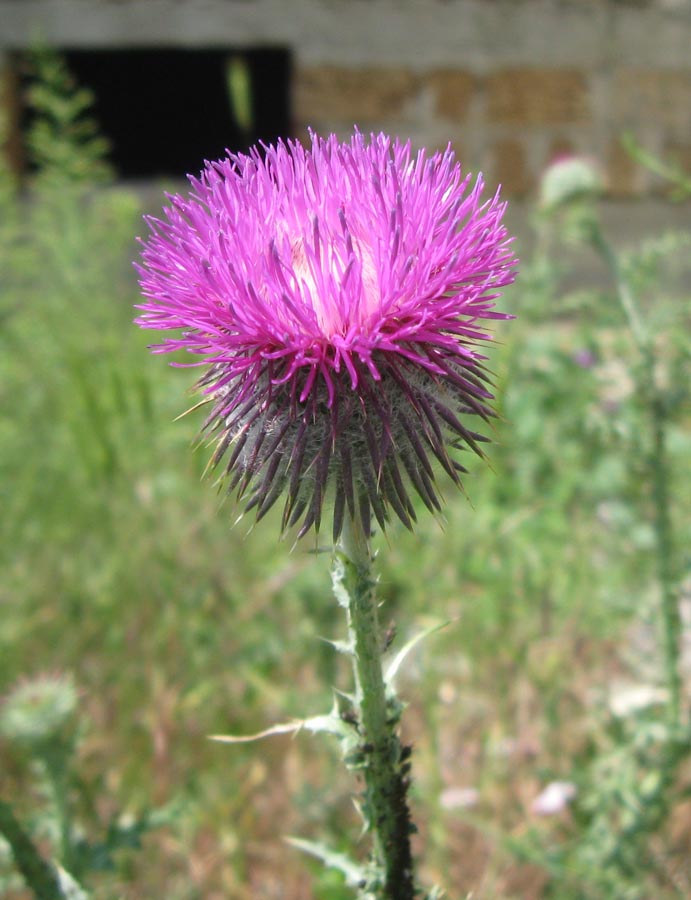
[{"left": 1, "top": 49, "right": 690, "bottom": 899}]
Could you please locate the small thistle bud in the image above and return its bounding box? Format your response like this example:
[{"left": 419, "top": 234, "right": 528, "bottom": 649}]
[
  {"left": 0, "top": 673, "right": 78, "bottom": 749},
  {"left": 136, "top": 131, "right": 517, "bottom": 539},
  {"left": 539, "top": 155, "right": 603, "bottom": 211}
]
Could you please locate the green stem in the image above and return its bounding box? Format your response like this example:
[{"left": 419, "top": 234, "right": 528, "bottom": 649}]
[
  {"left": 648, "top": 368, "right": 682, "bottom": 728},
  {"left": 337, "top": 514, "right": 416, "bottom": 899},
  {"left": 589, "top": 223, "right": 682, "bottom": 729},
  {"left": 42, "top": 750, "right": 76, "bottom": 877},
  {"left": 588, "top": 225, "right": 646, "bottom": 346},
  {"left": 0, "top": 798, "right": 64, "bottom": 900}
]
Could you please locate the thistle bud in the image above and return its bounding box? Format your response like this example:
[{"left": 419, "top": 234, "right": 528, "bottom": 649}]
[
  {"left": 0, "top": 673, "right": 78, "bottom": 750},
  {"left": 539, "top": 156, "right": 603, "bottom": 211}
]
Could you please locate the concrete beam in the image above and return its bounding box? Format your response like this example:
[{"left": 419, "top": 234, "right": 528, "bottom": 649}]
[{"left": 0, "top": 1, "right": 689, "bottom": 70}]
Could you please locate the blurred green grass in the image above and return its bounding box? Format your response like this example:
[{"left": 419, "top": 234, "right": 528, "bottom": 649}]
[{"left": 1, "top": 164, "right": 690, "bottom": 896}]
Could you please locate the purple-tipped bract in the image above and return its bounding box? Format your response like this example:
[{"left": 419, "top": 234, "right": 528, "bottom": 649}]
[{"left": 136, "top": 131, "right": 517, "bottom": 539}]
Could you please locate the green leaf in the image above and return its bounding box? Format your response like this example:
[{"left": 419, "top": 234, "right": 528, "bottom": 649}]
[
  {"left": 285, "top": 836, "right": 366, "bottom": 887},
  {"left": 318, "top": 635, "right": 354, "bottom": 656},
  {"left": 55, "top": 867, "right": 89, "bottom": 900},
  {"left": 210, "top": 711, "right": 355, "bottom": 744},
  {"left": 384, "top": 620, "right": 452, "bottom": 687}
]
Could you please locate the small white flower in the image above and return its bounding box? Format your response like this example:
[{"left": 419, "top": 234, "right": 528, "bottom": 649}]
[
  {"left": 531, "top": 781, "right": 577, "bottom": 816},
  {"left": 439, "top": 787, "right": 480, "bottom": 811},
  {"left": 609, "top": 683, "right": 668, "bottom": 718}
]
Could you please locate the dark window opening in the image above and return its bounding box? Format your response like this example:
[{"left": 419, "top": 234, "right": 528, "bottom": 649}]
[{"left": 14, "top": 46, "right": 292, "bottom": 179}]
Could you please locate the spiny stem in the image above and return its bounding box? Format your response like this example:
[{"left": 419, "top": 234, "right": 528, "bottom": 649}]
[{"left": 337, "top": 514, "right": 416, "bottom": 899}]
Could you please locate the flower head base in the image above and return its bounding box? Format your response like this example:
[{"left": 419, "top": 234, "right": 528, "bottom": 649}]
[{"left": 136, "top": 131, "right": 517, "bottom": 539}]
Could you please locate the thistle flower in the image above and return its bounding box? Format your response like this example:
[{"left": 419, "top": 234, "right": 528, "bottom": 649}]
[{"left": 136, "top": 131, "right": 516, "bottom": 539}]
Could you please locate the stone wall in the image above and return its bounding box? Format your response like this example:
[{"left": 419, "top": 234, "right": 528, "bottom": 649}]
[
  {"left": 294, "top": 62, "right": 691, "bottom": 197},
  {"left": 2, "top": 0, "right": 691, "bottom": 196}
]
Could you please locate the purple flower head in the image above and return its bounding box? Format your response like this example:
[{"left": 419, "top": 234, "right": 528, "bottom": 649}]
[
  {"left": 573, "top": 348, "right": 597, "bottom": 369},
  {"left": 136, "top": 131, "right": 517, "bottom": 540}
]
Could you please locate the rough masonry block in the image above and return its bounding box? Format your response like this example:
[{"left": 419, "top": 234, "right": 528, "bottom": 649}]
[
  {"left": 487, "top": 68, "right": 590, "bottom": 126},
  {"left": 426, "top": 69, "right": 476, "bottom": 121},
  {"left": 294, "top": 65, "right": 419, "bottom": 123},
  {"left": 612, "top": 68, "right": 691, "bottom": 136},
  {"left": 490, "top": 137, "right": 533, "bottom": 197}
]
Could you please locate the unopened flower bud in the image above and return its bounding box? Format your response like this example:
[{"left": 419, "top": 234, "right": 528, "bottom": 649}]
[
  {"left": 539, "top": 156, "right": 603, "bottom": 211},
  {"left": 0, "top": 673, "right": 77, "bottom": 749}
]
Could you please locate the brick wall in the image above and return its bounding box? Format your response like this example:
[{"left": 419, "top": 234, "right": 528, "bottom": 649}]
[
  {"left": 2, "top": 0, "right": 691, "bottom": 197},
  {"left": 294, "top": 61, "right": 691, "bottom": 198}
]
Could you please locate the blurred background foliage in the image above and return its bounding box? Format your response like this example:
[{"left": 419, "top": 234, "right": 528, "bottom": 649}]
[{"left": 1, "top": 47, "right": 690, "bottom": 899}]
